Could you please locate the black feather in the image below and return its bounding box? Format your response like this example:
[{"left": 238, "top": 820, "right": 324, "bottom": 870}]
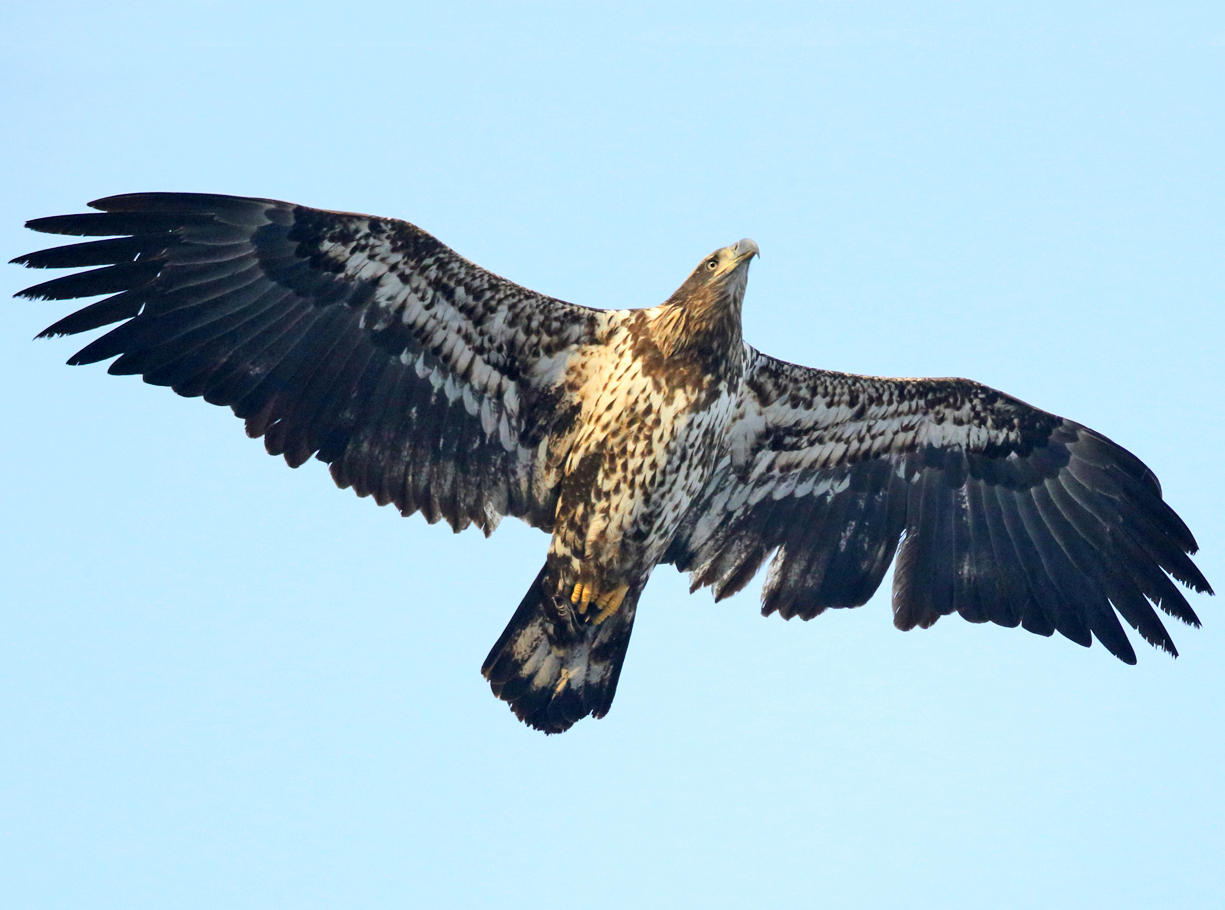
[
  {"left": 19, "top": 261, "right": 161, "bottom": 301},
  {"left": 12, "top": 235, "right": 160, "bottom": 269}
]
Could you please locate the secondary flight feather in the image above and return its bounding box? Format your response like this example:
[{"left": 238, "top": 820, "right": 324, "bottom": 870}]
[{"left": 14, "top": 192, "right": 1212, "bottom": 732}]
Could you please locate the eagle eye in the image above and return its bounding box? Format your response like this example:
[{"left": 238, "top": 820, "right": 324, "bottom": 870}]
[{"left": 705, "top": 258, "right": 719, "bottom": 271}]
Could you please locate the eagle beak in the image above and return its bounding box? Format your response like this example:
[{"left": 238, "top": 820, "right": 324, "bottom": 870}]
[{"left": 733, "top": 238, "right": 760, "bottom": 262}]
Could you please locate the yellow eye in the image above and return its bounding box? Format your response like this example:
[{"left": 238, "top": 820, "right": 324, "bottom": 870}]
[{"left": 705, "top": 258, "right": 718, "bottom": 270}]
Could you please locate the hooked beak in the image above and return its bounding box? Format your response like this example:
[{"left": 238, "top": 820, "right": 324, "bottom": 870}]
[{"left": 733, "top": 237, "right": 760, "bottom": 263}]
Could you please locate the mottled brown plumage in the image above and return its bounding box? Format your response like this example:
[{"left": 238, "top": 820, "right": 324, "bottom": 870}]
[{"left": 14, "top": 192, "right": 1212, "bottom": 733}]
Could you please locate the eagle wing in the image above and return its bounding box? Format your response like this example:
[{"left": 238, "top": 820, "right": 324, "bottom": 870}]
[
  {"left": 15, "top": 192, "right": 603, "bottom": 533},
  {"left": 666, "top": 347, "right": 1212, "bottom": 662}
]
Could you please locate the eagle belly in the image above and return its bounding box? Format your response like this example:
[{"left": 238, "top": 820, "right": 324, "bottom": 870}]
[{"left": 548, "top": 331, "right": 738, "bottom": 594}]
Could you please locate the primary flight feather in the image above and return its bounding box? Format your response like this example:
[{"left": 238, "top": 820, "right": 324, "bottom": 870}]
[{"left": 14, "top": 192, "right": 1212, "bottom": 733}]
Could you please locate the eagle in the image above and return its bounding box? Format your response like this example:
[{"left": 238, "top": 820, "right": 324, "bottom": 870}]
[{"left": 14, "top": 192, "right": 1212, "bottom": 733}]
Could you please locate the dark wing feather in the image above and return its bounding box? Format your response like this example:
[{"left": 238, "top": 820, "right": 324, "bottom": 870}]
[
  {"left": 15, "top": 192, "right": 603, "bottom": 533},
  {"left": 666, "top": 348, "right": 1212, "bottom": 661}
]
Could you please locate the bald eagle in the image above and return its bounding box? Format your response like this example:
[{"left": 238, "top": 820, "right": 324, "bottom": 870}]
[{"left": 14, "top": 193, "right": 1212, "bottom": 733}]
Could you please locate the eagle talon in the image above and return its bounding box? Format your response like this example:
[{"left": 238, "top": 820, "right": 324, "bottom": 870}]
[
  {"left": 567, "top": 580, "right": 627, "bottom": 623},
  {"left": 570, "top": 582, "right": 596, "bottom": 614},
  {"left": 593, "top": 584, "right": 629, "bottom": 626}
]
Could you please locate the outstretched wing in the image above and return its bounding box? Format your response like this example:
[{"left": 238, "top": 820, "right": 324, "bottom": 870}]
[
  {"left": 15, "top": 192, "right": 603, "bottom": 533},
  {"left": 666, "top": 347, "right": 1212, "bottom": 662}
]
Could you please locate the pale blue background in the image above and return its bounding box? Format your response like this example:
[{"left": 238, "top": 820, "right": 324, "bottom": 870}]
[{"left": 2, "top": 3, "right": 1222, "bottom": 908}]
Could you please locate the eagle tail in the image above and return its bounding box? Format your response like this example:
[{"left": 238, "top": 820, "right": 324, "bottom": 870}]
[{"left": 481, "top": 566, "right": 641, "bottom": 734}]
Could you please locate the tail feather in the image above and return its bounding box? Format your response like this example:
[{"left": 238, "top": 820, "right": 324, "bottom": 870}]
[{"left": 482, "top": 567, "right": 640, "bottom": 733}]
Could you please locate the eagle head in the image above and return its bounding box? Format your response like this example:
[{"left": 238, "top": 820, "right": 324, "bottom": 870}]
[
  {"left": 667, "top": 237, "right": 760, "bottom": 313},
  {"left": 699, "top": 237, "right": 759, "bottom": 283}
]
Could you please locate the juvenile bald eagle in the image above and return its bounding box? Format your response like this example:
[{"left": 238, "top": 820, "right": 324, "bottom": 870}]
[{"left": 14, "top": 193, "right": 1212, "bottom": 733}]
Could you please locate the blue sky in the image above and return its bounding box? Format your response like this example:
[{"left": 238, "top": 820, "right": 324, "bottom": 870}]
[{"left": 2, "top": 2, "right": 1222, "bottom": 907}]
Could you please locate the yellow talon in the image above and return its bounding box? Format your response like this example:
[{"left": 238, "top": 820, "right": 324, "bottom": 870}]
[
  {"left": 593, "top": 584, "right": 629, "bottom": 626},
  {"left": 571, "top": 582, "right": 596, "bottom": 614},
  {"left": 569, "top": 579, "right": 628, "bottom": 623}
]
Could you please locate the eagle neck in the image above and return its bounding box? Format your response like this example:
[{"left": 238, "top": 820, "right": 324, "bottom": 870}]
[{"left": 646, "top": 293, "right": 744, "bottom": 384}]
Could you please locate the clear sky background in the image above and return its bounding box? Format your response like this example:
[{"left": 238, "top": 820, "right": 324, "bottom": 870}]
[{"left": 2, "top": 2, "right": 1222, "bottom": 908}]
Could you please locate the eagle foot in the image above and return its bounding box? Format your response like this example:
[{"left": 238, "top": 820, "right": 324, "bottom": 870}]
[
  {"left": 569, "top": 581, "right": 629, "bottom": 625},
  {"left": 594, "top": 584, "right": 629, "bottom": 625},
  {"left": 570, "top": 582, "right": 594, "bottom": 614}
]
